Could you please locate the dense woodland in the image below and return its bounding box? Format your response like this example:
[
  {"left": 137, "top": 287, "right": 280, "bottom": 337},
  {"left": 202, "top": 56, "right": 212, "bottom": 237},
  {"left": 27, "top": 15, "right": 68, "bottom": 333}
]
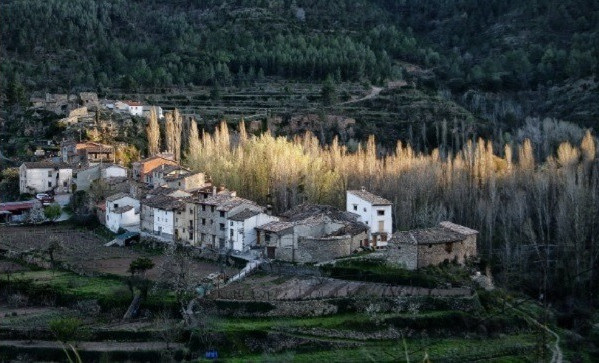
[{"left": 1, "top": 0, "right": 597, "bottom": 93}]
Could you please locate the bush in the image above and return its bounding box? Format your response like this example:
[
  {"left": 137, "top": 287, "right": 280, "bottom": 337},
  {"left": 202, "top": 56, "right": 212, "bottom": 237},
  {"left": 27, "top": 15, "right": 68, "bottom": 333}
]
[{"left": 49, "top": 317, "right": 89, "bottom": 342}]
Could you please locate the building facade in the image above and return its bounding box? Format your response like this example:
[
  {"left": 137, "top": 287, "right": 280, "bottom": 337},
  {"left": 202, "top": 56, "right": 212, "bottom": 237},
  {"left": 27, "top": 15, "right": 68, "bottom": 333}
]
[
  {"left": 105, "top": 193, "right": 140, "bottom": 233},
  {"left": 346, "top": 188, "right": 392, "bottom": 248},
  {"left": 19, "top": 162, "right": 73, "bottom": 194}
]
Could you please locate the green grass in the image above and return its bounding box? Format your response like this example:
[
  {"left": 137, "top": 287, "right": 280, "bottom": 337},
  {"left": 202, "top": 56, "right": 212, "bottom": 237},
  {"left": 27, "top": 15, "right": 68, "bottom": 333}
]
[{"left": 221, "top": 334, "right": 537, "bottom": 362}]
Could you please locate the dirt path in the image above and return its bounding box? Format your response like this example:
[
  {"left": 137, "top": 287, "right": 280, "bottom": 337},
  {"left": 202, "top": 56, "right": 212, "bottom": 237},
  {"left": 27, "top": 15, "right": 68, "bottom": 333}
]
[
  {"left": 338, "top": 86, "right": 383, "bottom": 105},
  {"left": 505, "top": 300, "right": 562, "bottom": 363}
]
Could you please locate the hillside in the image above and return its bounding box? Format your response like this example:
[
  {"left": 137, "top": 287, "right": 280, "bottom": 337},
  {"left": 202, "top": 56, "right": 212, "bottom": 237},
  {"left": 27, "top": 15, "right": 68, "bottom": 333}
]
[{"left": 1, "top": 0, "right": 598, "bottom": 134}]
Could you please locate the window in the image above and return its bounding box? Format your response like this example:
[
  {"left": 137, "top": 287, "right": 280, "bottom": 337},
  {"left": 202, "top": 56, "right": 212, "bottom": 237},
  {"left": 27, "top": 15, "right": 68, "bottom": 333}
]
[
  {"left": 211, "top": 206, "right": 215, "bottom": 212},
  {"left": 353, "top": 204, "right": 357, "bottom": 211},
  {"left": 48, "top": 181, "right": 52, "bottom": 187},
  {"left": 219, "top": 211, "right": 225, "bottom": 217},
  {"left": 189, "top": 232, "right": 193, "bottom": 240},
  {"left": 202, "top": 205, "right": 206, "bottom": 211},
  {"left": 189, "top": 208, "right": 193, "bottom": 214},
  {"left": 202, "top": 218, "right": 206, "bottom": 225},
  {"left": 230, "top": 221, "right": 234, "bottom": 226},
  {"left": 230, "top": 229, "right": 234, "bottom": 238},
  {"left": 201, "top": 233, "right": 205, "bottom": 241},
  {"left": 63, "top": 181, "right": 67, "bottom": 187},
  {"left": 210, "top": 219, "right": 213, "bottom": 225},
  {"left": 377, "top": 210, "right": 385, "bottom": 216},
  {"left": 114, "top": 203, "right": 118, "bottom": 209},
  {"left": 48, "top": 171, "right": 52, "bottom": 177},
  {"left": 363, "top": 208, "right": 367, "bottom": 212},
  {"left": 265, "top": 233, "right": 271, "bottom": 242},
  {"left": 444, "top": 242, "right": 453, "bottom": 253},
  {"left": 219, "top": 223, "right": 225, "bottom": 231}
]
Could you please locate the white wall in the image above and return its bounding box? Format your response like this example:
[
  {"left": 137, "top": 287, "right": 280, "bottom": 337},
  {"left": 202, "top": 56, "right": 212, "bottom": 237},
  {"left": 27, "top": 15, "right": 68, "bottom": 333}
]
[
  {"left": 105, "top": 196, "right": 140, "bottom": 233},
  {"left": 20, "top": 166, "right": 73, "bottom": 194},
  {"left": 128, "top": 105, "right": 143, "bottom": 116},
  {"left": 154, "top": 208, "right": 174, "bottom": 237},
  {"left": 102, "top": 165, "right": 127, "bottom": 179},
  {"left": 346, "top": 192, "right": 392, "bottom": 247}
]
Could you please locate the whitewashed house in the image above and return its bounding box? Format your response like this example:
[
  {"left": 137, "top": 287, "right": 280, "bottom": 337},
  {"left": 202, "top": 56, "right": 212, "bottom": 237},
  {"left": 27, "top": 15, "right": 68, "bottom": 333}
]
[
  {"left": 19, "top": 162, "right": 73, "bottom": 194},
  {"left": 105, "top": 193, "right": 140, "bottom": 233},
  {"left": 101, "top": 164, "right": 128, "bottom": 179},
  {"left": 346, "top": 188, "right": 392, "bottom": 248},
  {"left": 227, "top": 209, "right": 279, "bottom": 252},
  {"left": 124, "top": 101, "right": 143, "bottom": 116}
]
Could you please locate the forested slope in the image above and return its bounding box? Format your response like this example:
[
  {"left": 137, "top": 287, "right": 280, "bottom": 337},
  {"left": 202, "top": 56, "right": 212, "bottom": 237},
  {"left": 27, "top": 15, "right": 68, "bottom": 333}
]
[{"left": 1, "top": 0, "right": 598, "bottom": 126}]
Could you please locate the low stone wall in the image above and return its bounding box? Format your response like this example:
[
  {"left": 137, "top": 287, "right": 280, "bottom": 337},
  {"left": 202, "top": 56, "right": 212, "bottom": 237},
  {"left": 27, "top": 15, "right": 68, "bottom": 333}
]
[{"left": 203, "top": 294, "right": 481, "bottom": 318}]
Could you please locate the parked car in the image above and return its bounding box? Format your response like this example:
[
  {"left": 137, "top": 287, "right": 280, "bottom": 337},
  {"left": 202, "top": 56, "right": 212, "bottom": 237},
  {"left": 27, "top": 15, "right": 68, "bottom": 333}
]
[{"left": 35, "top": 193, "right": 54, "bottom": 206}]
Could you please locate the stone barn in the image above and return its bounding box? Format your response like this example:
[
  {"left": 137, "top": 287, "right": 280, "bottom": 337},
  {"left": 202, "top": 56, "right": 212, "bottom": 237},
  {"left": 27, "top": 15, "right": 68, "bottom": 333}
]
[{"left": 386, "top": 221, "right": 478, "bottom": 270}]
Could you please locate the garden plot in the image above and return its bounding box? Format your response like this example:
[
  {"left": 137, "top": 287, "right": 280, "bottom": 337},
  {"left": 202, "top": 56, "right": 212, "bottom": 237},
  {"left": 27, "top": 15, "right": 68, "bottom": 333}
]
[{"left": 0, "top": 225, "right": 236, "bottom": 281}]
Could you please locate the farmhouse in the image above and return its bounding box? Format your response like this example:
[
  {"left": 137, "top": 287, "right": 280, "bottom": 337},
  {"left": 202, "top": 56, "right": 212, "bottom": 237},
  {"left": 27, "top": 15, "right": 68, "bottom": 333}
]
[
  {"left": 386, "top": 221, "right": 478, "bottom": 270},
  {"left": 256, "top": 204, "right": 368, "bottom": 263},
  {"left": 105, "top": 193, "right": 140, "bottom": 233},
  {"left": 19, "top": 162, "right": 73, "bottom": 194},
  {"left": 123, "top": 101, "right": 143, "bottom": 116},
  {"left": 346, "top": 188, "right": 392, "bottom": 248}
]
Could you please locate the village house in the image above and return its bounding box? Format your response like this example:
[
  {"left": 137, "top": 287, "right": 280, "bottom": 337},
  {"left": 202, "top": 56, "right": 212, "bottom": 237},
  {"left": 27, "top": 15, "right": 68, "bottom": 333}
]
[
  {"left": 386, "top": 221, "right": 478, "bottom": 270},
  {"left": 105, "top": 193, "right": 140, "bottom": 233},
  {"left": 142, "top": 105, "right": 164, "bottom": 119},
  {"left": 74, "top": 164, "right": 128, "bottom": 191},
  {"left": 61, "top": 141, "right": 115, "bottom": 165},
  {"left": 346, "top": 188, "right": 392, "bottom": 248},
  {"left": 132, "top": 154, "right": 178, "bottom": 184},
  {"left": 163, "top": 171, "right": 207, "bottom": 191},
  {"left": 227, "top": 208, "right": 279, "bottom": 252},
  {"left": 19, "top": 162, "right": 73, "bottom": 194},
  {"left": 140, "top": 195, "right": 185, "bottom": 240},
  {"left": 124, "top": 101, "right": 143, "bottom": 116},
  {"left": 151, "top": 165, "right": 190, "bottom": 188},
  {"left": 189, "top": 188, "right": 273, "bottom": 250},
  {"left": 256, "top": 204, "right": 368, "bottom": 263},
  {"left": 174, "top": 185, "right": 221, "bottom": 246}
]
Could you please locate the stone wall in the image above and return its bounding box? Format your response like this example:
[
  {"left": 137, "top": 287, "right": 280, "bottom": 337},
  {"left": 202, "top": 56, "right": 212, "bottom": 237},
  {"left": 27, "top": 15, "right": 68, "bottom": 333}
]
[
  {"left": 386, "top": 242, "right": 418, "bottom": 270},
  {"left": 417, "top": 235, "right": 477, "bottom": 268},
  {"left": 285, "top": 231, "right": 366, "bottom": 263}
]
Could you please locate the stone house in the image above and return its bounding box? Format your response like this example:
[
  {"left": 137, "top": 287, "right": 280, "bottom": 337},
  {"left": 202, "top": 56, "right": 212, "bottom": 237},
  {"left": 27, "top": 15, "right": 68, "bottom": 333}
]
[
  {"left": 346, "top": 188, "right": 392, "bottom": 248},
  {"left": 174, "top": 185, "right": 222, "bottom": 246},
  {"left": 19, "top": 162, "right": 73, "bottom": 194},
  {"left": 163, "top": 171, "right": 207, "bottom": 191},
  {"left": 61, "top": 141, "right": 115, "bottom": 165},
  {"left": 74, "top": 164, "right": 128, "bottom": 192},
  {"left": 105, "top": 193, "right": 140, "bottom": 233},
  {"left": 79, "top": 92, "right": 98, "bottom": 107},
  {"left": 132, "top": 154, "right": 178, "bottom": 184},
  {"left": 386, "top": 221, "right": 478, "bottom": 270},
  {"left": 256, "top": 204, "right": 368, "bottom": 263},
  {"left": 151, "top": 165, "right": 190, "bottom": 188}
]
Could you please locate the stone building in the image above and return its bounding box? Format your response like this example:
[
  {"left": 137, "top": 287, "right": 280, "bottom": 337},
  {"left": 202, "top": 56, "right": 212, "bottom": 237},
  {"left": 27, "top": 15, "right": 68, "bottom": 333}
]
[
  {"left": 386, "top": 221, "right": 478, "bottom": 270},
  {"left": 256, "top": 204, "right": 368, "bottom": 263}
]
